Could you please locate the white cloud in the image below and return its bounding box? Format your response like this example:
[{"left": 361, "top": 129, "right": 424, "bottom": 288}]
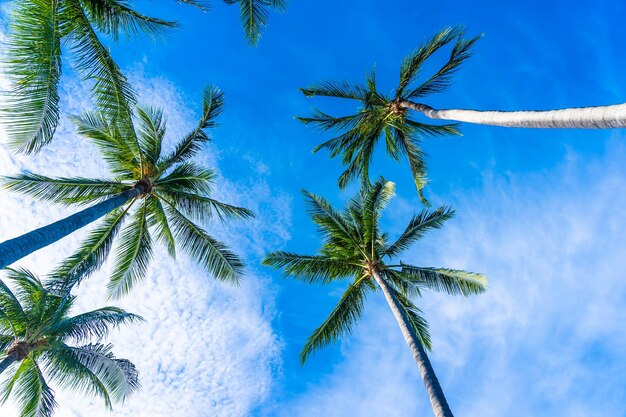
[
  {"left": 0, "top": 59, "right": 287, "bottom": 417},
  {"left": 280, "top": 135, "right": 626, "bottom": 417}
]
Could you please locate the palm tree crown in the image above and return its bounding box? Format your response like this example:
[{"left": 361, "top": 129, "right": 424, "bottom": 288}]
[
  {"left": 3, "top": 86, "right": 252, "bottom": 298},
  {"left": 3, "top": 0, "right": 182, "bottom": 154},
  {"left": 263, "top": 179, "right": 486, "bottom": 417},
  {"left": 297, "top": 27, "right": 479, "bottom": 203},
  {"left": 0, "top": 268, "right": 141, "bottom": 417}
]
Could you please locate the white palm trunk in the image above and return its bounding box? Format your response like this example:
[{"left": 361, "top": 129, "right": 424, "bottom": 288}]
[
  {"left": 371, "top": 270, "right": 454, "bottom": 417},
  {"left": 400, "top": 100, "right": 626, "bottom": 129}
]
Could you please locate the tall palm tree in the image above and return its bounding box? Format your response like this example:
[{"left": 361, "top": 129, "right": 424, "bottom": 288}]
[
  {"left": 0, "top": 267, "right": 141, "bottom": 417},
  {"left": 0, "top": 86, "right": 252, "bottom": 298},
  {"left": 2, "top": 0, "right": 186, "bottom": 154},
  {"left": 298, "top": 27, "right": 626, "bottom": 201},
  {"left": 263, "top": 179, "right": 487, "bottom": 417}
]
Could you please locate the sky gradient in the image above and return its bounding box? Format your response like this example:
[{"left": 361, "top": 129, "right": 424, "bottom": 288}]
[{"left": 1, "top": 0, "right": 626, "bottom": 415}]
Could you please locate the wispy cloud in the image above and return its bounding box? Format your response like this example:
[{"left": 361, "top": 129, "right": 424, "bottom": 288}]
[
  {"left": 0, "top": 59, "right": 287, "bottom": 417},
  {"left": 280, "top": 135, "right": 626, "bottom": 417}
]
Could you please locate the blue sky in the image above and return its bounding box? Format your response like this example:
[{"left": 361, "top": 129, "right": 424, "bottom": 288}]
[{"left": 1, "top": 0, "right": 626, "bottom": 416}]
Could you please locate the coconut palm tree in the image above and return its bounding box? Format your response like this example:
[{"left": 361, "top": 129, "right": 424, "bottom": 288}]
[
  {"left": 2, "top": 0, "right": 187, "bottom": 154},
  {"left": 0, "top": 86, "right": 252, "bottom": 298},
  {"left": 298, "top": 27, "right": 626, "bottom": 201},
  {"left": 0, "top": 267, "right": 141, "bottom": 417},
  {"left": 263, "top": 179, "right": 487, "bottom": 417}
]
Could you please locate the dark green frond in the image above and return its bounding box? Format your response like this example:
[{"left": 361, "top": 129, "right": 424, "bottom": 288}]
[
  {"left": 396, "top": 26, "right": 465, "bottom": 97},
  {"left": 164, "top": 202, "right": 244, "bottom": 284},
  {"left": 224, "top": 0, "right": 287, "bottom": 45},
  {"left": 2, "top": 174, "right": 125, "bottom": 206},
  {"left": 158, "top": 86, "right": 223, "bottom": 171},
  {"left": 385, "top": 206, "right": 454, "bottom": 258},
  {"left": 156, "top": 162, "right": 215, "bottom": 194},
  {"left": 300, "top": 276, "right": 371, "bottom": 363},
  {"left": 406, "top": 31, "right": 481, "bottom": 99},
  {"left": 300, "top": 80, "right": 366, "bottom": 100},
  {"left": 400, "top": 265, "right": 487, "bottom": 296},
  {"left": 2, "top": 0, "right": 63, "bottom": 153},
  {"left": 388, "top": 284, "right": 432, "bottom": 350},
  {"left": 107, "top": 200, "right": 152, "bottom": 299},
  {"left": 71, "top": 111, "right": 138, "bottom": 177},
  {"left": 50, "top": 343, "right": 139, "bottom": 403},
  {"left": 64, "top": 2, "right": 136, "bottom": 124},
  {"left": 146, "top": 196, "right": 176, "bottom": 257},
  {"left": 157, "top": 190, "right": 253, "bottom": 224},
  {"left": 82, "top": 0, "right": 177, "bottom": 41},
  {"left": 9, "top": 359, "right": 56, "bottom": 417},
  {"left": 50, "top": 307, "right": 142, "bottom": 342},
  {"left": 177, "top": 0, "right": 211, "bottom": 11},
  {"left": 263, "top": 252, "right": 357, "bottom": 284},
  {"left": 136, "top": 106, "right": 165, "bottom": 165},
  {"left": 50, "top": 206, "right": 132, "bottom": 291}
]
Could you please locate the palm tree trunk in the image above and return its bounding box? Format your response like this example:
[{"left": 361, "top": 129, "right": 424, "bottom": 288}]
[
  {"left": 0, "top": 187, "right": 143, "bottom": 269},
  {"left": 0, "top": 355, "right": 17, "bottom": 376},
  {"left": 371, "top": 269, "right": 454, "bottom": 417},
  {"left": 399, "top": 100, "right": 626, "bottom": 129}
]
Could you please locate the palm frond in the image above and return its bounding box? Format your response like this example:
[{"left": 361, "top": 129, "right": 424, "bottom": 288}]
[
  {"left": 362, "top": 179, "right": 395, "bottom": 251},
  {"left": 388, "top": 284, "right": 432, "bottom": 350},
  {"left": 385, "top": 206, "right": 454, "bottom": 258},
  {"left": 2, "top": 0, "right": 63, "bottom": 153},
  {"left": 50, "top": 206, "right": 132, "bottom": 291},
  {"left": 158, "top": 86, "right": 223, "bottom": 171},
  {"left": 400, "top": 265, "right": 487, "bottom": 296},
  {"left": 164, "top": 201, "right": 243, "bottom": 284},
  {"left": 10, "top": 358, "right": 56, "bottom": 417},
  {"left": 396, "top": 26, "right": 464, "bottom": 97},
  {"left": 300, "top": 80, "right": 366, "bottom": 100},
  {"left": 2, "top": 173, "right": 125, "bottom": 206},
  {"left": 262, "top": 252, "right": 357, "bottom": 284},
  {"left": 300, "top": 276, "right": 370, "bottom": 363},
  {"left": 224, "top": 0, "right": 287, "bottom": 45},
  {"left": 71, "top": 111, "right": 138, "bottom": 177},
  {"left": 54, "top": 343, "right": 139, "bottom": 403},
  {"left": 136, "top": 106, "right": 165, "bottom": 165},
  {"left": 406, "top": 31, "right": 481, "bottom": 99},
  {"left": 302, "top": 191, "right": 361, "bottom": 250},
  {"left": 107, "top": 200, "right": 152, "bottom": 299},
  {"left": 146, "top": 196, "right": 176, "bottom": 257},
  {"left": 177, "top": 0, "right": 211, "bottom": 11},
  {"left": 82, "top": 0, "right": 177, "bottom": 41},
  {"left": 156, "top": 162, "right": 215, "bottom": 194},
  {"left": 50, "top": 307, "right": 142, "bottom": 342},
  {"left": 156, "top": 190, "right": 253, "bottom": 224},
  {"left": 65, "top": 2, "right": 136, "bottom": 124}
]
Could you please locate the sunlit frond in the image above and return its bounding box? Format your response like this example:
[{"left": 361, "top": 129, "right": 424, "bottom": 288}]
[
  {"left": 1, "top": 174, "right": 125, "bottom": 207},
  {"left": 263, "top": 252, "right": 357, "bottom": 284},
  {"left": 400, "top": 265, "right": 487, "bottom": 296},
  {"left": 2, "top": 0, "right": 63, "bottom": 153},
  {"left": 300, "top": 276, "right": 371, "bottom": 363}
]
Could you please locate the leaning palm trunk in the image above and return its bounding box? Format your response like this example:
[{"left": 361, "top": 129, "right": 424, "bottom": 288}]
[
  {"left": 400, "top": 100, "right": 626, "bottom": 129},
  {"left": 371, "top": 270, "right": 454, "bottom": 417},
  {"left": 0, "top": 187, "right": 143, "bottom": 268}
]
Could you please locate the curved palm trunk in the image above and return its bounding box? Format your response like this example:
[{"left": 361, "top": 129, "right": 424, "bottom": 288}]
[
  {"left": 400, "top": 100, "right": 626, "bottom": 129},
  {"left": 0, "top": 187, "right": 142, "bottom": 269},
  {"left": 371, "top": 270, "right": 454, "bottom": 417}
]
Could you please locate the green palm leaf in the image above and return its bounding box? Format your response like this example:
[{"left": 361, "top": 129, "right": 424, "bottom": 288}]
[
  {"left": 300, "top": 276, "right": 372, "bottom": 363},
  {"left": 164, "top": 201, "right": 243, "bottom": 283},
  {"left": 3, "top": 0, "right": 63, "bottom": 153},
  {"left": 2, "top": 174, "right": 126, "bottom": 206},
  {"left": 108, "top": 200, "right": 153, "bottom": 299},
  {"left": 263, "top": 252, "right": 357, "bottom": 284},
  {"left": 400, "top": 265, "right": 487, "bottom": 296}
]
